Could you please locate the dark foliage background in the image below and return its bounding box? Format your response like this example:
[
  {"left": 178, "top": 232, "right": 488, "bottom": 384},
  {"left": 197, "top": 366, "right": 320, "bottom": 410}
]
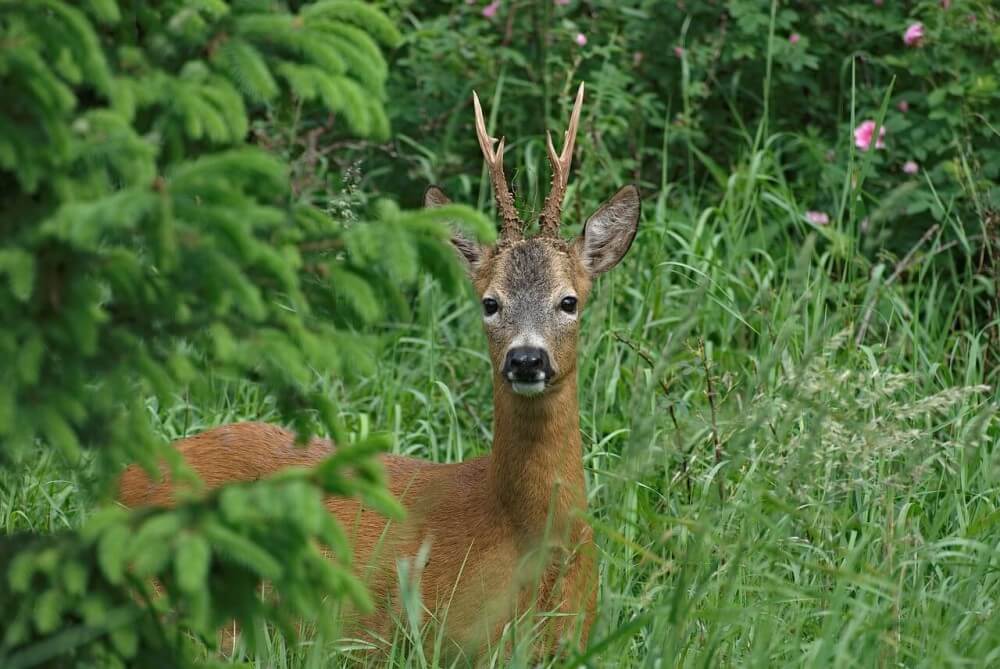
[{"left": 341, "top": 0, "right": 997, "bottom": 251}]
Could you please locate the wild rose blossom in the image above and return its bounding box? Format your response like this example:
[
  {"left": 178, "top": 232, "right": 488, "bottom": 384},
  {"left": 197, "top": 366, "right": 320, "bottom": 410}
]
[
  {"left": 806, "top": 211, "right": 830, "bottom": 226},
  {"left": 575, "top": 33, "right": 587, "bottom": 46},
  {"left": 854, "top": 120, "right": 886, "bottom": 151},
  {"left": 789, "top": 33, "right": 801, "bottom": 45},
  {"left": 903, "top": 23, "right": 924, "bottom": 46},
  {"left": 903, "top": 160, "right": 919, "bottom": 174},
  {"left": 482, "top": 1, "right": 500, "bottom": 18}
]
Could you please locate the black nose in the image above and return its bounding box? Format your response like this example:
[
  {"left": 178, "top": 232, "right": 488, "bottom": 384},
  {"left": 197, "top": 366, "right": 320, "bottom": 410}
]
[{"left": 503, "top": 346, "right": 552, "bottom": 381}]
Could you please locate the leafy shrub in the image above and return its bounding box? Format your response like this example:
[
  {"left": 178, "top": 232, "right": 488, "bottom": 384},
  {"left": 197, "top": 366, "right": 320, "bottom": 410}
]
[
  {"left": 0, "top": 0, "right": 491, "bottom": 664},
  {"left": 1, "top": 436, "right": 398, "bottom": 667},
  {"left": 357, "top": 0, "right": 997, "bottom": 252}
]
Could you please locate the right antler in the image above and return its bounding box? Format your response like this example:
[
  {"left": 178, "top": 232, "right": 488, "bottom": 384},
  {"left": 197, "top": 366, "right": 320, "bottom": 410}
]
[
  {"left": 473, "top": 91, "right": 522, "bottom": 243},
  {"left": 538, "top": 82, "right": 585, "bottom": 238}
]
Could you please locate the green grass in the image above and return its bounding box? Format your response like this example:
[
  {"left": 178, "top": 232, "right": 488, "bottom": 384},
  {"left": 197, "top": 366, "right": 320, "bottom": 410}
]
[{"left": 2, "top": 130, "right": 996, "bottom": 666}]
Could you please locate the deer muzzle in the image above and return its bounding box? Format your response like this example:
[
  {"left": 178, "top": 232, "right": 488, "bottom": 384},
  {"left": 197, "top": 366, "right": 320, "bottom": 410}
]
[{"left": 503, "top": 346, "right": 555, "bottom": 396}]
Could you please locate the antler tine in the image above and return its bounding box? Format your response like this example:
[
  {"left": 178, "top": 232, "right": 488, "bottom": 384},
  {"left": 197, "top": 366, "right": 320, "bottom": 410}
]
[
  {"left": 538, "top": 82, "right": 585, "bottom": 238},
  {"left": 472, "top": 91, "right": 522, "bottom": 243}
]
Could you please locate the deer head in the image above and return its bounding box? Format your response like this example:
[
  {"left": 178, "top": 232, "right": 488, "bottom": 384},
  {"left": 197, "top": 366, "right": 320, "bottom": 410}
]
[{"left": 425, "top": 83, "right": 640, "bottom": 398}]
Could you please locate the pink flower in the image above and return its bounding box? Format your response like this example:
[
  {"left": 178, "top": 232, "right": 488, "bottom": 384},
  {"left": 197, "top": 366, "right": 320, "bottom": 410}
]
[
  {"left": 673, "top": 46, "right": 684, "bottom": 58},
  {"left": 897, "top": 100, "right": 909, "bottom": 113},
  {"left": 902, "top": 160, "right": 919, "bottom": 174},
  {"left": 940, "top": 0, "right": 951, "bottom": 8},
  {"left": 854, "top": 120, "right": 886, "bottom": 152},
  {"left": 482, "top": 1, "right": 500, "bottom": 18},
  {"left": 806, "top": 211, "right": 830, "bottom": 226},
  {"left": 574, "top": 32, "right": 587, "bottom": 46},
  {"left": 903, "top": 22, "right": 924, "bottom": 46},
  {"left": 789, "top": 33, "right": 800, "bottom": 45}
]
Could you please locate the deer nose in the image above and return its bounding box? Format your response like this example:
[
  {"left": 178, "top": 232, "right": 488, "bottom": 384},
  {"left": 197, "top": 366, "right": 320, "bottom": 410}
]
[{"left": 503, "top": 346, "right": 552, "bottom": 382}]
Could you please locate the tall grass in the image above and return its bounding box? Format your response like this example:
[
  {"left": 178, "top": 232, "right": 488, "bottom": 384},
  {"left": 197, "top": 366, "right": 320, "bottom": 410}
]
[{"left": 3, "top": 131, "right": 994, "bottom": 665}]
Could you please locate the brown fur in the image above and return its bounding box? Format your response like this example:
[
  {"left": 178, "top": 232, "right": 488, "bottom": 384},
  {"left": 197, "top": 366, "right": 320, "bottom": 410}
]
[{"left": 118, "top": 383, "right": 596, "bottom": 659}]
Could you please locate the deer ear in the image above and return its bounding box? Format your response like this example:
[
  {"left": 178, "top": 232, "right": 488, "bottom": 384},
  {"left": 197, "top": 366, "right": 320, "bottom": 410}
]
[
  {"left": 450, "top": 233, "right": 484, "bottom": 270},
  {"left": 424, "top": 185, "right": 452, "bottom": 208},
  {"left": 424, "top": 185, "right": 484, "bottom": 270},
  {"left": 575, "top": 185, "right": 641, "bottom": 275}
]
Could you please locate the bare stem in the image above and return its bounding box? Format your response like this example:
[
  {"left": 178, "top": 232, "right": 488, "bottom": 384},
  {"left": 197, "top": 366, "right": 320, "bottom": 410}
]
[
  {"left": 613, "top": 331, "right": 691, "bottom": 501},
  {"left": 698, "top": 338, "right": 725, "bottom": 503}
]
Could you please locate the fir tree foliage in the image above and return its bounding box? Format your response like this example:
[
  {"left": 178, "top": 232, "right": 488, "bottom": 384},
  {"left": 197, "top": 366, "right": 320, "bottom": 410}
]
[
  {"left": 1, "top": 435, "right": 401, "bottom": 668},
  {"left": 0, "top": 0, "right": 492, "bottom": 665}
]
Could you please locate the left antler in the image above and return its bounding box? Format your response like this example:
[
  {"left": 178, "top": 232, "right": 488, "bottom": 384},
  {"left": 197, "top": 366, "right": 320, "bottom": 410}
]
[
  {"left": 472, "top": 90, "right": 523, "bottom": 243},
  {"left": 538, "top": 82, "right": 585, "bottom": 238}
]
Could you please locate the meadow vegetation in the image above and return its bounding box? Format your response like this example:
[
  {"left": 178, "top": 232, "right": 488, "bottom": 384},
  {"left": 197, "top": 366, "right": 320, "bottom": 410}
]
[{"left": 2, "top": 0, "right": 998, "bottom": 667}]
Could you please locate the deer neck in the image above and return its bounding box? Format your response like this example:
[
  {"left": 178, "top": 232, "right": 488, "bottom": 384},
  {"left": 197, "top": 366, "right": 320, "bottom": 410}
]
[{"left": 488, "top": 371, "right": 586, "bottom": 543}]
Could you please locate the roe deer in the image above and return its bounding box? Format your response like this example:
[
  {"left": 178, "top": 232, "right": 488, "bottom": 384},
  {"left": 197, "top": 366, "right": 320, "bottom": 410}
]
[{"left": 118, "top": 82, "right": 641, "bottom": 659}]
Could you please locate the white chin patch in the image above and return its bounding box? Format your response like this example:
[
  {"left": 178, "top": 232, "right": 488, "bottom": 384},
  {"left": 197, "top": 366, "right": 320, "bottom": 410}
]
[{"left": 511, "top": 380, "right": 546, "bottom": 396}]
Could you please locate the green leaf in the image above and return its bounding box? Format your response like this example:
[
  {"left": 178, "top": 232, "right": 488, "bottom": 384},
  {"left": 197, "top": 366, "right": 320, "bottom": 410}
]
[
  {"left": 0, "top": 249, "right": 36, "bottom": 301},
  {"left": 214, "top": 38, "right": 279, "bottom": 101},
  {"left": 79, "top": 593, "right": 110, "bottom": 627},
  {"left": 110, "top": 624, "right": 138, "bottom": 658},
  {"left": 38, "top": 408, "right": 81, "bottom": 463},
  {"left": 203, "top": 522, "right": 282, "bottom": 580},
  {"left": 131, "top": 514, "right": 184, "bottom": 577},
  {"left": 175, "top": 533, "right": 211, "bottom": 594},
  {"left": 8, "top": 551, "right": 37, "bottom": 593},
  {"left": 132, "top": 541, "right": 172, "bottom": 578},
  {"left": 82, "top": 0, "right": 120, "bottom": 23},
  {"left": 62, "top": 559, "right": 89, "bottom": 596},
  {"left": 97, "top": 524, "right": 130, "bottom": 585},
  {"left": 80, "top": 507, "right": 129, "bottom": 543},
  {"left": 303, "top": 1, "right": 402, "bottom": 47},
  {"left": 326, "top": 267, "right": 382, "bottom": 323},
  {"left": 33, "top": 589, "right": 65, "bottom": 634}
]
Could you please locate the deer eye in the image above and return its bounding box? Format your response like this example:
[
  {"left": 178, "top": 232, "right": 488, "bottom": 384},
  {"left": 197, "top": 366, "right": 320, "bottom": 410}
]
[
  {"left": 560, "top": 296, "right": 578, "bottom": 314},
  {"left": 482, "top": 297, "right": 499, "bottom": 316}
]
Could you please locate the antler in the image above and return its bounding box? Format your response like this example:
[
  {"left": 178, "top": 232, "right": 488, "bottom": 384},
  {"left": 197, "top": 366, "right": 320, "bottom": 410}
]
[
  {"left": 538, "top": 82, "right": 585, "bottom": 238},
  {"left": 473, "top": 91, "right": 522, "bottom": 243}
]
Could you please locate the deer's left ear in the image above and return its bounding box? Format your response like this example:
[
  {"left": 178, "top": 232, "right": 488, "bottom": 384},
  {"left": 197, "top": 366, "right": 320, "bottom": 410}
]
[
  {"left": 424, "top": 185, "right": 484, "bottom": 271},
  {"left": 574, "top": 185, "right": 641, "bottom": 275}
]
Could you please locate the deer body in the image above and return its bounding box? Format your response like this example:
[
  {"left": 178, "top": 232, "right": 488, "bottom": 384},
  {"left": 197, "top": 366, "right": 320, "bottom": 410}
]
[{"left": 118, "top": 83, "right": 640, "bottom": 659}]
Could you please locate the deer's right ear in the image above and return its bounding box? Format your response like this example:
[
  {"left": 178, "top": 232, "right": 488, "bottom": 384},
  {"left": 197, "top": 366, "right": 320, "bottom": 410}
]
[{"left": 424, "top": 185, "right": 484, "bottom": 271}]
